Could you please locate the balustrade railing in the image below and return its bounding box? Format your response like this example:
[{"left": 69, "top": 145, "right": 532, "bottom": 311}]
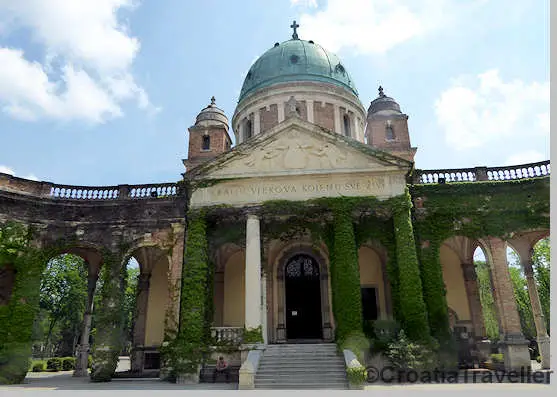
[
  {"left": 413, "top": 160, "right": 550, "bottom": 184},
  {"left": 46, "top": 182, "right": 180, "bottom": 200},
  {"left": 210, "top": 327, "right": 244, "bottom": 345}
]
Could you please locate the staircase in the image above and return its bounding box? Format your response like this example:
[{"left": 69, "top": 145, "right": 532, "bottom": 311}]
[{"left": 254, "top": 343, "right": 348, "bottom": 389}]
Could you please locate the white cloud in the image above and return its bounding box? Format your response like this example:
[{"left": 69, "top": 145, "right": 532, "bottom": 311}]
[
  {"left": 291, "top": 0, "right": 318, "bottom": 8},
  {"left": 0, "top": 0, "right": 156, "bottom": 123},
  {"left": 0, "top": 165, "right": 37, "bottom": 180},
  {"left": 435, "top": 69, "right": 549, "bottom": 150},
  {"left": 504, "top": 150, "right": 545, "bottom": 166},
  {"left": 0, "top": 165, "right": 14, "bottom": 175},
  {"left": 293, "top": 0, "right": 484, "bottom": 54}
]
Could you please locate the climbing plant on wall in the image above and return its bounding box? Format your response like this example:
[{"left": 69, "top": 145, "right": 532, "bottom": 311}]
[
  {"left": 161, "top": 209, "right": 211, "bottom": 378},
  {"left": 0, "top": 222, "right": 49, "bottom": 384}
]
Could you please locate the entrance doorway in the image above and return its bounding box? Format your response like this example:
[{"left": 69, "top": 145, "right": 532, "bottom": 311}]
[{"left": 284, "top": 254, "right": 322, "bottom": 340}]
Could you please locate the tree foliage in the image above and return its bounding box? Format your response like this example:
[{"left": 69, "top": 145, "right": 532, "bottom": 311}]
[
  {"left": 533, "top": 238, "right": 550, "bottom": 334},
  {"left": 36, "top": 254, "right": 87, "bottom": 358}
]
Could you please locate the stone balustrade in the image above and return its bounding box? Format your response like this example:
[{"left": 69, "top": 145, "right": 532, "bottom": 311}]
[
  {"left": 0, "top": 172, "right": 181, "bottom": 200},
  {"left": 211, "top": 327, "right": 244, "bottom": 344},
  {"left": 413, "top": 160, "right": 550, "bottom": 184}
]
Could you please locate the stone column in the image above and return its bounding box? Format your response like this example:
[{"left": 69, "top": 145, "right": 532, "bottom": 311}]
[
  {"left": 278, "top": 102, "right": 285, "bottom": 123},
  {"left": 523, "top": 258, "right": 550, "bottom": 369},
  {"left": 334, "top": 104, "right": 342, "bottom": 134},
  {"left": 254, "top": 109, "right": 261, "bottom": 136},
  {"left": 486, "top": 237, "right": 530, "bottom": 370},
  {"left": 306, "top": 100, "right": 314, "bottom": 124},
  {"left": 131, "top": 273, "right": 151, "bottom": 373},
  {"left": 461, "top": 263, "right": 485, "bottom": 339},
  {"left": 261, "top": 272, "right": 268, "bottom": 344},
  {"left": 245, "top": 214, "right": 262, "bottom": 333},
  {"left": 74, "top": 267, "right": 99, "bottom": 377}
]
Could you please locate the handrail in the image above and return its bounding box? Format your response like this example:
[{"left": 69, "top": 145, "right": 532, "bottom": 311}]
[
  {"left": 0, "top": 173, "right": 182, "bottom": 201},
  {"left": 413, "top": 160, "right": 550, "bottom": 184}
]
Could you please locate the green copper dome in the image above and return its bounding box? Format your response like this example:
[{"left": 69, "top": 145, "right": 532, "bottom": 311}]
[{"left": 239, "top": 36, "right": 358, "bottom": 102}]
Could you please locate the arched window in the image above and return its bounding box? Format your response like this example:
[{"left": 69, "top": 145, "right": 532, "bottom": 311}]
[
  {"left": 202, "top": 135, "right": 210, "bottom": 150},
  {"left": 343, "top": 114, "right": 351, "bottom": 137},
  {"left": 385, "top": 120, "right": 395, "bottom": 140},
  {"left": 243, "top": 118, "right": 253, "bottom": 140}
]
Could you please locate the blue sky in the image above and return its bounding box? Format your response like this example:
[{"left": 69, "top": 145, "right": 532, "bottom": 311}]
[{"left": 0, "top": 0, "right": 549, "bottom": 186}]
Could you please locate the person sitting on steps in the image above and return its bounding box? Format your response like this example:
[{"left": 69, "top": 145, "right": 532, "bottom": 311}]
[{"left": 213, "top": 356, "right": 230, "bottom": 382}]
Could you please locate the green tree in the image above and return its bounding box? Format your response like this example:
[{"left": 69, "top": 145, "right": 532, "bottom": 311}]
[
  {"left": 508, "top": 265, "right": 535, "bottom": 340},
  {"left": 533, "top": 238, "right": 550, "bottom": 334},
  {"left": 38, "top": 254, "right": 88, "bottom": 357},
  {"left": 123, "top": 265, "right": 139, "bottom": 353},
  {"left": 474, "top": 260, "right": 499, "bottom": 341}
]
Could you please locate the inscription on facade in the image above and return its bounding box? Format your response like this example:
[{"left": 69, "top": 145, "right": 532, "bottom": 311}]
[
  {"left": 213, "top": 177, "right": 386, "bottom": 198},
  {"left": 190, "top": 174, "right": 405, "bottom": 207}
]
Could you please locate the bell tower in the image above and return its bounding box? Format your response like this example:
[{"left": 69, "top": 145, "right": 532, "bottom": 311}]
[
  {"left": 365, "top": 86, "right": 417, "bottom": 162},
  {"left": 183, "top": 97, "right": 232, "bottom": 172}
]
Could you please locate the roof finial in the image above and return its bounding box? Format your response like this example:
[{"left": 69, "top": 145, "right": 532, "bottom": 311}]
[
  {"left": 210, "top": 96, "right": 216, "bottom": 105},
  {"left": 290, "top": 20, "right": 300, "bottom": 39},
  {"left": 378, "top": 85, "right": 385, "bottom": 98}
]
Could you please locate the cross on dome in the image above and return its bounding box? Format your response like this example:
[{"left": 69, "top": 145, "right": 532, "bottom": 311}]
[
  {"left": 210, "top": 96, "right": 216, "bottom": 105},
  {"left": 378, "top": 86, "right": 385, "bottom": 98},
  {"left": 290, "top": 20, "right": 300, "bottom": 39}
]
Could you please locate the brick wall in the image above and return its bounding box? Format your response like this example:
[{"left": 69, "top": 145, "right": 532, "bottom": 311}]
[
  {"left": 313, "top": 101, "right": 335, "bottom": 132},
  {"left": 187, "top": 126, "right": 231, "bottom": 169},
  {"left": 260, "top": 104, "right": 278, "bottom": 133}
]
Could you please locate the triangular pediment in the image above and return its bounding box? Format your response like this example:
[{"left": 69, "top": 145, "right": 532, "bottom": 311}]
[{"left": 187, "top": 117, "right": 412, "bottom": 180}]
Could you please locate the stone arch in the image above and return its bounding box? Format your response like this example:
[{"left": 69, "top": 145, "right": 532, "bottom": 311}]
[
  {"left": 270, "top": 241, "right": 333, "bottom": 343},
  {"left": 439, "top": 239, "right": 472, "bottom": 324},
  {"left": 221, "top": 249, "right": 245, "bottom": 327},
  {"left": 358, "top": 242, "right": 390, "bottom": 320}
]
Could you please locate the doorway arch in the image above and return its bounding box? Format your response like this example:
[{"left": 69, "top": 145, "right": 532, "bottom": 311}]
[{"left": 273, "top": 245, "right": 333, "bottom": 343}]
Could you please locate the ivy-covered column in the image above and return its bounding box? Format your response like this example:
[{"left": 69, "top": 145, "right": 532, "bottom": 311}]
[
  {"left": 90, "top": 251, "right": 127, "bottom": 382},
  {"left": 165, "top": 210, "right": 210, "bottom": 383},
  {"left": 392, "top": 192, "right": 430, "bottom": 342},
  {"left": 0, "top": 222, "right": 48, "bottom": 385},
  {"left": 417, "top": 239, "right": 451, "bottom": 343},
  {"left": 130, "top": 272, "right": 151, "bottom": 374},
  {"left": 329, "top": 202, "right": 363, "bottom": 346}
]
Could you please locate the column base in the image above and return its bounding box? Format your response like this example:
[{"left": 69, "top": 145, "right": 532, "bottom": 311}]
[
  {"left": 500, "top": 334, "right": 531, "bottom": 370},
  {"left": 537, "top": 335, "right": 550, "bottom": 369}
]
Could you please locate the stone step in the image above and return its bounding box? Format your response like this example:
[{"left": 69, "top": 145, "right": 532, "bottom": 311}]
[
  {"left": 258, "top": 362, "right": 345, "bottom": 369},
  {"left": 255, "top": 382, "right": 348, "bottom": 390},
  {"left": 256, "top": 375, "right": 347, "bottom": 382},
  {"left": 257, "top": 366, "right": 346, "bottom": 374}
]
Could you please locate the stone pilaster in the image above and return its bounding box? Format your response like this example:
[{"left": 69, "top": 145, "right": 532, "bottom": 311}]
[
  {"left": 523, "top": 259, "right": 550, "bottom": 369},
  {"left": 245, "top": 214, "right": 262, "bottom": 332},
  {"left": 306, "top": 100, "right": 314, "bottom": 124},
  {"left": 485, "top": 237, "right": 530, "bottom": 370},
  {"left": 461, "top": 263, "right": 485, "bottom": 339},
  {"left": 278, "top": 102, "right": 285, "bottom": 123},
  {"left": 254, "top": 109, "right": 261, "bottom": 136},
  {"left": 261, "top": 272, "right": 268, "bottom": 344},
  {"left": 131, "top": 272, "right": 151, "bottom": 374},
  {"left": 334, "top": 104, "right": 342, "bottom": 134}
]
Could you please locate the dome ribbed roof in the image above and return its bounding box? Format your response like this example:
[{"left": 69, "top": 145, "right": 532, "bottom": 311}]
[
  {"left": 368, "top": 86, "right": 402, "bottom": 117},
  {"left": 238, "top": 38, "right": 358, "bottom": 102},
  {"left": 195, "top": 97, "right": 228, "bottom": 128}
]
